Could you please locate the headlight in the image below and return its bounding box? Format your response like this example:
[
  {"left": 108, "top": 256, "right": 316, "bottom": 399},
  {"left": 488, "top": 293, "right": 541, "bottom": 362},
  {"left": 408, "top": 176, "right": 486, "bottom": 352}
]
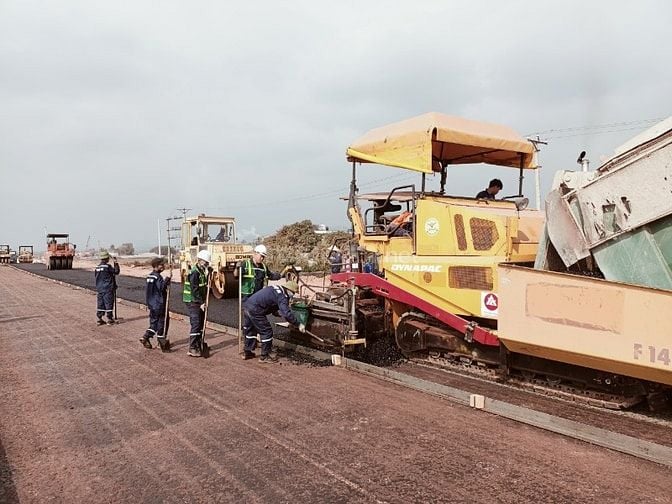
[{"left": 511, "top": 197, "right": 529, "bottom": 211}]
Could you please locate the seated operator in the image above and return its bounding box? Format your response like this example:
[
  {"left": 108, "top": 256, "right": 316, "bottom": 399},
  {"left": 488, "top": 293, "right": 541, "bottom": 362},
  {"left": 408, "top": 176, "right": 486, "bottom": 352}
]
[
  {"left": 476, "top": 178, "right": 503, "bottom": 200},
  {"left": 386, "top": 211, "right": 413, "bottom": 237}
]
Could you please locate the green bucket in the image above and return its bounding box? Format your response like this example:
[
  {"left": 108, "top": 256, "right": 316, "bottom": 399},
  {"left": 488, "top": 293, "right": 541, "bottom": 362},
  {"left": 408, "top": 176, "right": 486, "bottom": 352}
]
[{"left": 291, "top": 301, "right": 310, "bottom": 326}]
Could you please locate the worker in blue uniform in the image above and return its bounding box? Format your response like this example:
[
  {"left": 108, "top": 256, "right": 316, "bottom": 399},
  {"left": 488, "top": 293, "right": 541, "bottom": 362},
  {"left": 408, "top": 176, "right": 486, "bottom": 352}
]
[
  {"left": 140, "top": 257, "right": 171, "bottom": 352},
  {"left": 328, "top": 246, "right": 343, "bottom": 273},
  {"left": 183, "top": 250, "right": 211, "bottom": 357},
  {"left": 95, "top": 250, "right": 120, "bottom": 325},
  {"left": 243, "top": 280, "right": 305, "bottom": 363}
]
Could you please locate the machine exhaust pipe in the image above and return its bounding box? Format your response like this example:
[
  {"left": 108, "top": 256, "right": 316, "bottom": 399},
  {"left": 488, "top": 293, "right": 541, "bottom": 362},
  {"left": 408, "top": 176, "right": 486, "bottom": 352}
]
[{"left": 577, "top": 150, "right": 590, "bottom": 172}]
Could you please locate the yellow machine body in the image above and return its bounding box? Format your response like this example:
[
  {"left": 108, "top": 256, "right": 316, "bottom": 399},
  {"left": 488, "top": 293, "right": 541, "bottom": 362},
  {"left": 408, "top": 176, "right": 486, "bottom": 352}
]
[
  {"left": 344, "top": 112, "right": 543, "bottom": 324},
  {"left": 349, "top": 197, "right": 543, "bottom": 321},
  {"left": 179, "top": 215, "right": 253, "bottom": 298}
]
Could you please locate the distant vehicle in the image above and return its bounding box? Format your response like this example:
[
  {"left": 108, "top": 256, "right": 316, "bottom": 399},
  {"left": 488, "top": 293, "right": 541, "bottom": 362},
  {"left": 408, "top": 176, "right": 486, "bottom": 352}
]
[
  {"left": 9, "top": 249, "right": 18, "bottom": 263},
  {"left": 179, "top": 214, "right": 253, "bottom": 298},
  {"left": 0, "top": 245, "right": 10, "bottom": 264},
  {"left": 18, "top": 245, "right": 34, "bottom": 263},
  {"left": 45, "top": 233, "right": 75, "bottom": 270}
]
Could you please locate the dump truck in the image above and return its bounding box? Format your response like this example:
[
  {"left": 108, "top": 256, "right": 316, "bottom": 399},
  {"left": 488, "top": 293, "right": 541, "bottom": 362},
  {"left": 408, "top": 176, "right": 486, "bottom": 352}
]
[
  {"left": 0, "top": 245, "right": 10, "bottom": 264},
  {"left": 45, "top": 233, "right": 75, "bottom": 270},
  {"left": 497, "top": 116, "right": 672, "bottom": 409},
  {"left": 18, "top": 246, "right": 34, "bottom": 263},
  {"left": 179, "top": 215, "right": 253, "bottom": 298}
]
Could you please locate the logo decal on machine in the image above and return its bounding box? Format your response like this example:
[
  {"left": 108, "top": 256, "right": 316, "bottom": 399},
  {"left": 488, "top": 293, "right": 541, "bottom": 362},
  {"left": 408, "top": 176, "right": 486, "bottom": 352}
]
[
  {"left": 481, "top": 292, "right": 499, "bottom": 317},
  {"left": 390, "top": 264, "right": 443, "bottom": 273},
  {"left": 424, "top": 217, "right": 440, "bottom": 236}
]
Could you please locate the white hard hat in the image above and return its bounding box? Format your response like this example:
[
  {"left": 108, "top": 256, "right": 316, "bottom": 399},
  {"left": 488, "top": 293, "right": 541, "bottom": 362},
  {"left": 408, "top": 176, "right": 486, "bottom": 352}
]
[
  {"left": 254, "top": 244, "right": 267, "bottom": 257},
  {"left": 196, "top": 250, "right": 211, "bottom": 263}
]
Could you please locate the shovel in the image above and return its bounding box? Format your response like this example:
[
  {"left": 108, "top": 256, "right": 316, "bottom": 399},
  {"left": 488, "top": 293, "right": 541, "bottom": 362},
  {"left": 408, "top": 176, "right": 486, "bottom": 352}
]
[{"left": 200, "top": 271, "right": 212, "bottom": 358}]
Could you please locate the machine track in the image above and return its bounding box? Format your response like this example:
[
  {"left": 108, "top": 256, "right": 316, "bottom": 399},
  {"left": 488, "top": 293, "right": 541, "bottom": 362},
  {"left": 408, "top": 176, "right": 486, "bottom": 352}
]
[
  {"left": 392, "top": 311, "right": 665, "bottom": 411},
  {"left": 412, "top": 355, "right": 644, "bottom": 410}
]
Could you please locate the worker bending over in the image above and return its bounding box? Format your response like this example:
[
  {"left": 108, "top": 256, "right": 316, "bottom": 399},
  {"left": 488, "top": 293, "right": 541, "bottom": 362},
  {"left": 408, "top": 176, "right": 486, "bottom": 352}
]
[
  {"left": 243, "top": 281, "right": 305, "bottom": 363},
  {"left": 140, "top": 257, "right": 171, "bottom": 352},
  {"left": 95, "top": 250, "right": 119, "bottom": 325},
  {"left": 183, "top": 250, "right": 211, "bottom": 357}
]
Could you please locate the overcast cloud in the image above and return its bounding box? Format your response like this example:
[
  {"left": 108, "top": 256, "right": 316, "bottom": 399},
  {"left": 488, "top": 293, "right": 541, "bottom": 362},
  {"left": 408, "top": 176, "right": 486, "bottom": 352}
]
[{"left": 1, "top": 0, "right": 671, "bottom": 251}]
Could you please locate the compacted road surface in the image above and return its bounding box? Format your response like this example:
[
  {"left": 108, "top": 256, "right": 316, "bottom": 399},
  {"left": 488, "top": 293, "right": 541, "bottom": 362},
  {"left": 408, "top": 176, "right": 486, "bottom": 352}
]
[
  {"left": 1, "top": 266, "right": 671, "bottom": 503},
  {"left": 14, "top": 263, "right": 242, "bottom": 327}
]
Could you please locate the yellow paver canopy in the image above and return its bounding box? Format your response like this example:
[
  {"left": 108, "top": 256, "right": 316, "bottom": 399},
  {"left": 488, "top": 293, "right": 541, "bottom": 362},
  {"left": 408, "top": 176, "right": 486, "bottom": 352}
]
[{"left": 347, "top": 112, "right": 536, "bottom": 173}]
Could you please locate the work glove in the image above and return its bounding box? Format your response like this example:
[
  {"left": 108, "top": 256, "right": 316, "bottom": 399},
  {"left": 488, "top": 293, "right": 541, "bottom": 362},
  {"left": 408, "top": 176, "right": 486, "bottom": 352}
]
[
  {"left": 165, "top": 277, "right": 171, "bottom": 284},
  {"left": 280, "top": 265, "right": 291, "bottom": 276},
  {"left": 200, "top": 303, "right": 206, "bottom": 311},
  {"left": 207, "top": 266, "right": 214, "bottom": 274},
  {"left": 298, "top": 323, "right": 306, "bottom": 333},
  {"left": 235, "top": 261, "right": 242, "bottom": 269}
]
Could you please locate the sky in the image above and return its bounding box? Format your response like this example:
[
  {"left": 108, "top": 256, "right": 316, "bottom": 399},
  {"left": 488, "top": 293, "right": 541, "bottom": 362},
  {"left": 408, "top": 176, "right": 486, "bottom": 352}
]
[{"left": 1, "top": 1, "right": 671, "bottom": 252}]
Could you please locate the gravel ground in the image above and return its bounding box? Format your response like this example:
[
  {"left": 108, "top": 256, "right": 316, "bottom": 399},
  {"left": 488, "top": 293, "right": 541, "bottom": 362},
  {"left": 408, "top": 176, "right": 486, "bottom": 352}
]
[
  {"left": 1, "top": 266, "right": 672, "bottom": 504},
  {"left": 398, "top": 362, "right": 672, "bottom": 448}
]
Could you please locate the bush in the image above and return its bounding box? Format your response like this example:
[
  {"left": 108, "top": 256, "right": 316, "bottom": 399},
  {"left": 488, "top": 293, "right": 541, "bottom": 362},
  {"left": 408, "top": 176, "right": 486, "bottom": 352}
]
[{"left": 264, "top": 220, "right": 351, "bottom": 272}]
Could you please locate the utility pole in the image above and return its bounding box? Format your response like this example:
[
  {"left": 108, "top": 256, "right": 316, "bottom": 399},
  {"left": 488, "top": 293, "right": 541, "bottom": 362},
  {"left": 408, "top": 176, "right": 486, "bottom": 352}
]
[
  {"left": 165, "top": 216, "right": 182, "bottom": 265},
  {"left": 528, "top": 136, "right": 548, "bottom": 210},
  {"left": 176, "top": 208, "right": 191, "bottom": 222}
]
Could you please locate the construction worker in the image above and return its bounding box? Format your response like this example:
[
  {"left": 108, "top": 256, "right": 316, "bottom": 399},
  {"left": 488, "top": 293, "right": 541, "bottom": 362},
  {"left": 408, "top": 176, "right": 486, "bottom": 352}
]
[
  {"left": 243, "top": 281, "right": 305, "bottom": 362},
  {"left": 476, "top": 178, "right": 503, "bottom": 200},
  {"left": 328, "top": 246, "right": 342, "bottom": 273},
  {"left": 140, "top": 257, "right": 171, "bottom": 352},
  {"left": 235, "top": 244, "right": 285, "bottom": 303},
  {"left": 95, "top": 250, "right": 120, "bottom": 325},
  {"left": 183, "top": 250, "right": 211, "bottom": 357}
]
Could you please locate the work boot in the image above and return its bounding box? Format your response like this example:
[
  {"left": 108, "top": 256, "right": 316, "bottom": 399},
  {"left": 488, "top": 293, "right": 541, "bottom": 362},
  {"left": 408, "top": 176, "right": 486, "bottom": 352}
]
[
  {"left": 259, "top": 352, "right": 279, "bottom": 363},
  {"left": 139, "top": 336, "right": 152, "bottom": 349},
  {"left": 96, "top": 319, "right": 105, "bottom": 326},
  {"left": 242, "top": 351, "right": 256, "bottom": 360},
  {"left": 187, "top": 347, "right": 202, "bottom": 358},
  {"left": 157, "top": 338, "right": 171, "bottom": 353},
  {"left": 106, "top": 319, "right": 116, "bottom": 326}
]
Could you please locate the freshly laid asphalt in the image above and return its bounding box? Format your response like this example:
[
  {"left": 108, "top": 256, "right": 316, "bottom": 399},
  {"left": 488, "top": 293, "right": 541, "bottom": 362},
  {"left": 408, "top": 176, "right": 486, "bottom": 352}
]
[{"left": 15, "top": 263, "right": 245, "bottom": 328}]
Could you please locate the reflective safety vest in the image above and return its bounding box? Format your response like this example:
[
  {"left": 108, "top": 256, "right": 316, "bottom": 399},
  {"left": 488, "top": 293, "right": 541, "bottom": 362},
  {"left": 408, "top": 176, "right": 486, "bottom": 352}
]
[
  {"left": 183, "top": 265, "right": 208, "bottom": 303},
  {"left": 241, "top": 258, "right": 268, "bottom": 296}
]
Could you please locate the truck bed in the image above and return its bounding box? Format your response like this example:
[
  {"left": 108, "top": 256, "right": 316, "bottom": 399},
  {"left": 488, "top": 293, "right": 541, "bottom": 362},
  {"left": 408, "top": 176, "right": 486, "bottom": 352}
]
[{"left": 497, "top": 264, "right": 672, "bottom": 386}]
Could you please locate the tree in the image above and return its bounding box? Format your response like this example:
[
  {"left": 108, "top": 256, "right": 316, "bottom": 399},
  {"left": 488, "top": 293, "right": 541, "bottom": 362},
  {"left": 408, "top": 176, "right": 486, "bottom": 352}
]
[
  {"left": 149, "top": 245, "right": 177, "bottom": 256},
  {"left": 117, "top": 243, "right": 135, "bottom": 255}
]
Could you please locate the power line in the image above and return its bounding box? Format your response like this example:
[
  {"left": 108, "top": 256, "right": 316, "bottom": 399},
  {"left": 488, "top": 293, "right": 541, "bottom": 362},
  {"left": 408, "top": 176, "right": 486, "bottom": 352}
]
[
  {"left": 525, "top": 117, "right": 665, "bottom": 137},
  {"left": 542, "top": 124, "right": 659, "bottom": 140},
  {"left": 202, "top": 171, "right": 418, "bottom": 213}
]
